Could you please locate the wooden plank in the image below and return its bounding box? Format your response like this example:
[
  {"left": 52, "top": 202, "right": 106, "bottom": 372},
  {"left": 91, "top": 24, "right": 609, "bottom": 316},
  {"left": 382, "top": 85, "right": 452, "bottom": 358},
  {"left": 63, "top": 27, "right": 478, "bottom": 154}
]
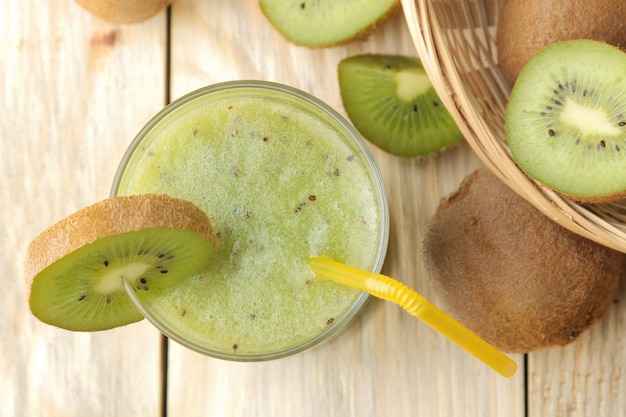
[
  {"left": 528, "top": 284, "right": 626, "bottom": 416},
  {"left": 167, "top": 2, "right": 525, "bottom": 416},
  {"left": 1, "top": 1, "right": 167, "bottom": 415}
]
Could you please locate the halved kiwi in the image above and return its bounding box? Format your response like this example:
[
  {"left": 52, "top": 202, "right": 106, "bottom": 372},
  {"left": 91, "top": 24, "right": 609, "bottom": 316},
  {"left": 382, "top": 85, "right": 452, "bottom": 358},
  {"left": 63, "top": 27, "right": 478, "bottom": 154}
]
[
  {"left": 506, "top": 39, "right": 626, "bottom": 202},
  {"left": 24, "top": 194, "right": 216, "bottom": 331},
  {"left": 338, "top": 54, "right": 463, "bottom": 157},
  {"left": 259, "top": 0, "right": 400, "bottom": 47}
]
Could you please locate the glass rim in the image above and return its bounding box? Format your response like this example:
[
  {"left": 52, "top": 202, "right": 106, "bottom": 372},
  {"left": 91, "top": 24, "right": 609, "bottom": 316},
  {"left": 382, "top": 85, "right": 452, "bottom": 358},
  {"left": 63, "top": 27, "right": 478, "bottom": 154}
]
[{"left": 111, "top": 80, "right": 389, "bottom": 361}]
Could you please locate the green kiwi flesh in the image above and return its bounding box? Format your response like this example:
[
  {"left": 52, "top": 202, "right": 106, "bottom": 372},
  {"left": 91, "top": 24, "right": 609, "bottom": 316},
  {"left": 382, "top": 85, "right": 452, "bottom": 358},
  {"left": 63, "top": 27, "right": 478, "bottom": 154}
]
[
  {"left": 422, "top": 167, "right": 624, "bottom": 353},
  {"left": 25, "top": 194, "right": 216, "bottom": 332},
  {"left": 259, "top": 0, "right": 400, "bottom": 47},
  {"left": 29, "top": 228, "right": 214, "bottom": 331},
  {"left": 506, "top": 40, "right": 626, "bottom": 202},
  {"left": 338, "top": 54, "right": 463, "bottom": 157}
]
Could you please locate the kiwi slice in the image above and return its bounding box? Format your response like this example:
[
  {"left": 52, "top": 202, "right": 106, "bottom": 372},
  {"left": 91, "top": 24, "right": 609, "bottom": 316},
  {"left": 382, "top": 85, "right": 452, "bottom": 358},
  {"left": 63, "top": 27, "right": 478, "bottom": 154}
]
[
  {"left": 338, "top": 54, "right": 463, "bottom": 157},
  {"left": 24, "top": 194, "right": 216, "bottom": 332},
  {"left": 506, "top": 39, "right": 626, "bottom": 202},
  {"left": 259, "top": 0, "right": 400, "bottom": 47},
  {"left": 422, "top": 167, "right": 624, "bottom": 353}
]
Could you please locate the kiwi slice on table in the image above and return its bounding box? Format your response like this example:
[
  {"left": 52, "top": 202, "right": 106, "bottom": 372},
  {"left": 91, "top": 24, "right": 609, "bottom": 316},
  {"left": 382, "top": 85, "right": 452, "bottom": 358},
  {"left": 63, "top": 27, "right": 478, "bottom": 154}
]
[
  {"left": 506, "top": 39, "right": 626, "bottom": 202},
  {"left": 338, "top": 54, "right": 463, "bottom": 157},
  {"left": 259, "top": 0, "right": 400, "bottom": 47},
  {"left": 24, "top": 194, "right": 216, "bottom": 332}
]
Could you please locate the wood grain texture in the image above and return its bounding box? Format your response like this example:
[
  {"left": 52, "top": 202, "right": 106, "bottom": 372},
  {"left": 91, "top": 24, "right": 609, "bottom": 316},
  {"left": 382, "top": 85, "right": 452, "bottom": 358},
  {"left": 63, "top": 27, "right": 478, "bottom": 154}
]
[
  {"left": 528, "top": 280, "right": 626, "bottom": 417},
  {"left": 2, "top": 0, "right": 167, "bottom": 415},
  {"left": 5, "top": 0, "right": 626, "bottom": 415}
]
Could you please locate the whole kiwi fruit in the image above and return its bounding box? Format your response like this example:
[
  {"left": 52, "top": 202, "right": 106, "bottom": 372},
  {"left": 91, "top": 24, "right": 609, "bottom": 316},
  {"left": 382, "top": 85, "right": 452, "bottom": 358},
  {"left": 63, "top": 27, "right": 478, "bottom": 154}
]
[
  {"left": 74, "top": 0, "right": 171, "bottom": 24},
  {"left": 496, "top": 0, "right": 626, "bottom": 86},
  {"left": 422, "top": 167, "right": 624, "bottom": 353}
]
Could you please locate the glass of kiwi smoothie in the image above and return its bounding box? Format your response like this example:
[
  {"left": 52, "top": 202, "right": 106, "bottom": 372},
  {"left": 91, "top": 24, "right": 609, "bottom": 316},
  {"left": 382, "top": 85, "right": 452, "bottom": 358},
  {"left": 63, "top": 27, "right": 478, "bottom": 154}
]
[{"left": 111, "top": 81, "right": 389, "bottom": 361}]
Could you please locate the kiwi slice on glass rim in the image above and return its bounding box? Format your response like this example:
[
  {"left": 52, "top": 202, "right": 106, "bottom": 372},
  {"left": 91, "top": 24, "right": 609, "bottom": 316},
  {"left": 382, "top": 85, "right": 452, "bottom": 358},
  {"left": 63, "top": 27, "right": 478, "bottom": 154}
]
[
  {"left": 338, "top": 54, "right": 463, "bottom": 157},
  {"left": 506, "top": 39, "right": 626, "bottom": 203},
  {"left": 24, "top": 194, "right": 216, "bottom": 332},
  {"left": 259, "top": 0, "right": 400, "bottom": 47}
]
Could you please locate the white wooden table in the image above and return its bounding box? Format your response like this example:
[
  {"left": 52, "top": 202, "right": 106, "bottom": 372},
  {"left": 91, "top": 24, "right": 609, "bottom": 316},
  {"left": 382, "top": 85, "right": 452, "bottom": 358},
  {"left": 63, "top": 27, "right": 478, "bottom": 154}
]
[{"left": 3, "top": 1, "right": 625, "bottom": 415}]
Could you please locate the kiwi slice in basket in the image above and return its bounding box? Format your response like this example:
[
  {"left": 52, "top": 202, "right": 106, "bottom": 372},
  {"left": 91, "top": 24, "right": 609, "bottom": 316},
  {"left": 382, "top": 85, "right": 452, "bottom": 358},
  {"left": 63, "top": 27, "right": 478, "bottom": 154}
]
[
  {"left": 24, "top": 194, "right": 216, "bottom": 332},
  {"left": 506, "top": 39, "right": 626, "bottom": 202},
  {"left": 259, "top": 0, "right": 400, "bottom": 47},
  {"left": 338, "top": 54, "right": 463, "bottom": 157}
]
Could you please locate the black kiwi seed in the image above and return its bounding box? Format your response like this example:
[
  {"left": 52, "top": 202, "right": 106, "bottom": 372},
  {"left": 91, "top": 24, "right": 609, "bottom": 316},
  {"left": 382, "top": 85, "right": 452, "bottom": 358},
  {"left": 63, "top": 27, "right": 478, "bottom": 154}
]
[{"left": 104, "top": 260, "right": 109, "bottom": 267}]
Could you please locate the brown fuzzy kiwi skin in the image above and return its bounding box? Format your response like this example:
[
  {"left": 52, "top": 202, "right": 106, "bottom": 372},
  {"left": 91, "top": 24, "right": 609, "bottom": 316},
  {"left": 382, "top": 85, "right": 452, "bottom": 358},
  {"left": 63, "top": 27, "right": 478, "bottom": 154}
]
[
  {"left": 496, "top": 0, "right": 626, "bottom": 87},
  {"left": 422, "top": 167, "right": 625, "bottom": 354},
  {"left": 74, "top": 0, "right": 171, "bottom": 24},
  {"left": 554, "top": 186, "right": 626, "bottom": 205},
  {"left": 24, "top": 194, "right": 216, "bottom": 300}
]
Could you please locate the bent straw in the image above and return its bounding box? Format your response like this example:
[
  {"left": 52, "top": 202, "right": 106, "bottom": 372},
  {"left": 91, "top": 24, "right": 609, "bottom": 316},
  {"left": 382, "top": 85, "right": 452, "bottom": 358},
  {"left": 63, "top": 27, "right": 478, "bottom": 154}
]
[{"left": 308, "top": 256, "right": 517, "bottom": 378}]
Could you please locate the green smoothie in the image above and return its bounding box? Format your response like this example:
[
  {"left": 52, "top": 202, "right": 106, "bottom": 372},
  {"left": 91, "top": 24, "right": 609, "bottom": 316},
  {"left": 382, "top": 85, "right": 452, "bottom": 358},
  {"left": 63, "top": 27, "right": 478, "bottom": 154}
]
[{"left": 113, "top": 82, "right": 388, "bottom": 360}]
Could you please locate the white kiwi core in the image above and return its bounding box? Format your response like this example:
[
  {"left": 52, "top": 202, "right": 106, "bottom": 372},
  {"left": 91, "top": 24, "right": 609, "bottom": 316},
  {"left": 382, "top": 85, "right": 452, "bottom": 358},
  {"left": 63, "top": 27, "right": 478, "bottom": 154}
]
[
  {"left": 96, "top": 263, "right": 150, "bottom": 293},
  {"left": 395, "top": 68, "right": 432, "bottom": 102},
  {"left": 561, "top": 99, "right": 621, "bottom": 138}
]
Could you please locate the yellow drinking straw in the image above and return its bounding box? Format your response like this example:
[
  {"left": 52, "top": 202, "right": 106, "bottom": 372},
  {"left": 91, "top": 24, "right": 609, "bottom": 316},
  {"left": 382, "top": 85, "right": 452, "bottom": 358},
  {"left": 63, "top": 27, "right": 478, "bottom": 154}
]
[{"left": 308, "top": 256, "right": 517, "bottom": 378}]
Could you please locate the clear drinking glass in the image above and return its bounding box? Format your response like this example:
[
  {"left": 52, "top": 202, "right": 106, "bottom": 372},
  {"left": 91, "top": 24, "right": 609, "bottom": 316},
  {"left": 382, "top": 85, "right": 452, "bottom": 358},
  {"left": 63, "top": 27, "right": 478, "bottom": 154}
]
[{"left": 111, "top": 81, "right": 389, "bottom": 361}]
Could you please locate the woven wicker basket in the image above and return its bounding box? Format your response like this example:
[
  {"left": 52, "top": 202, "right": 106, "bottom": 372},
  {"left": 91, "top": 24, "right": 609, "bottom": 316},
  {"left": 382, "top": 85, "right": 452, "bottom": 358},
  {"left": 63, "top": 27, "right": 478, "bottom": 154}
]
[{"left": 401, "top": 0, "right": 626, "bottom": 253}]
